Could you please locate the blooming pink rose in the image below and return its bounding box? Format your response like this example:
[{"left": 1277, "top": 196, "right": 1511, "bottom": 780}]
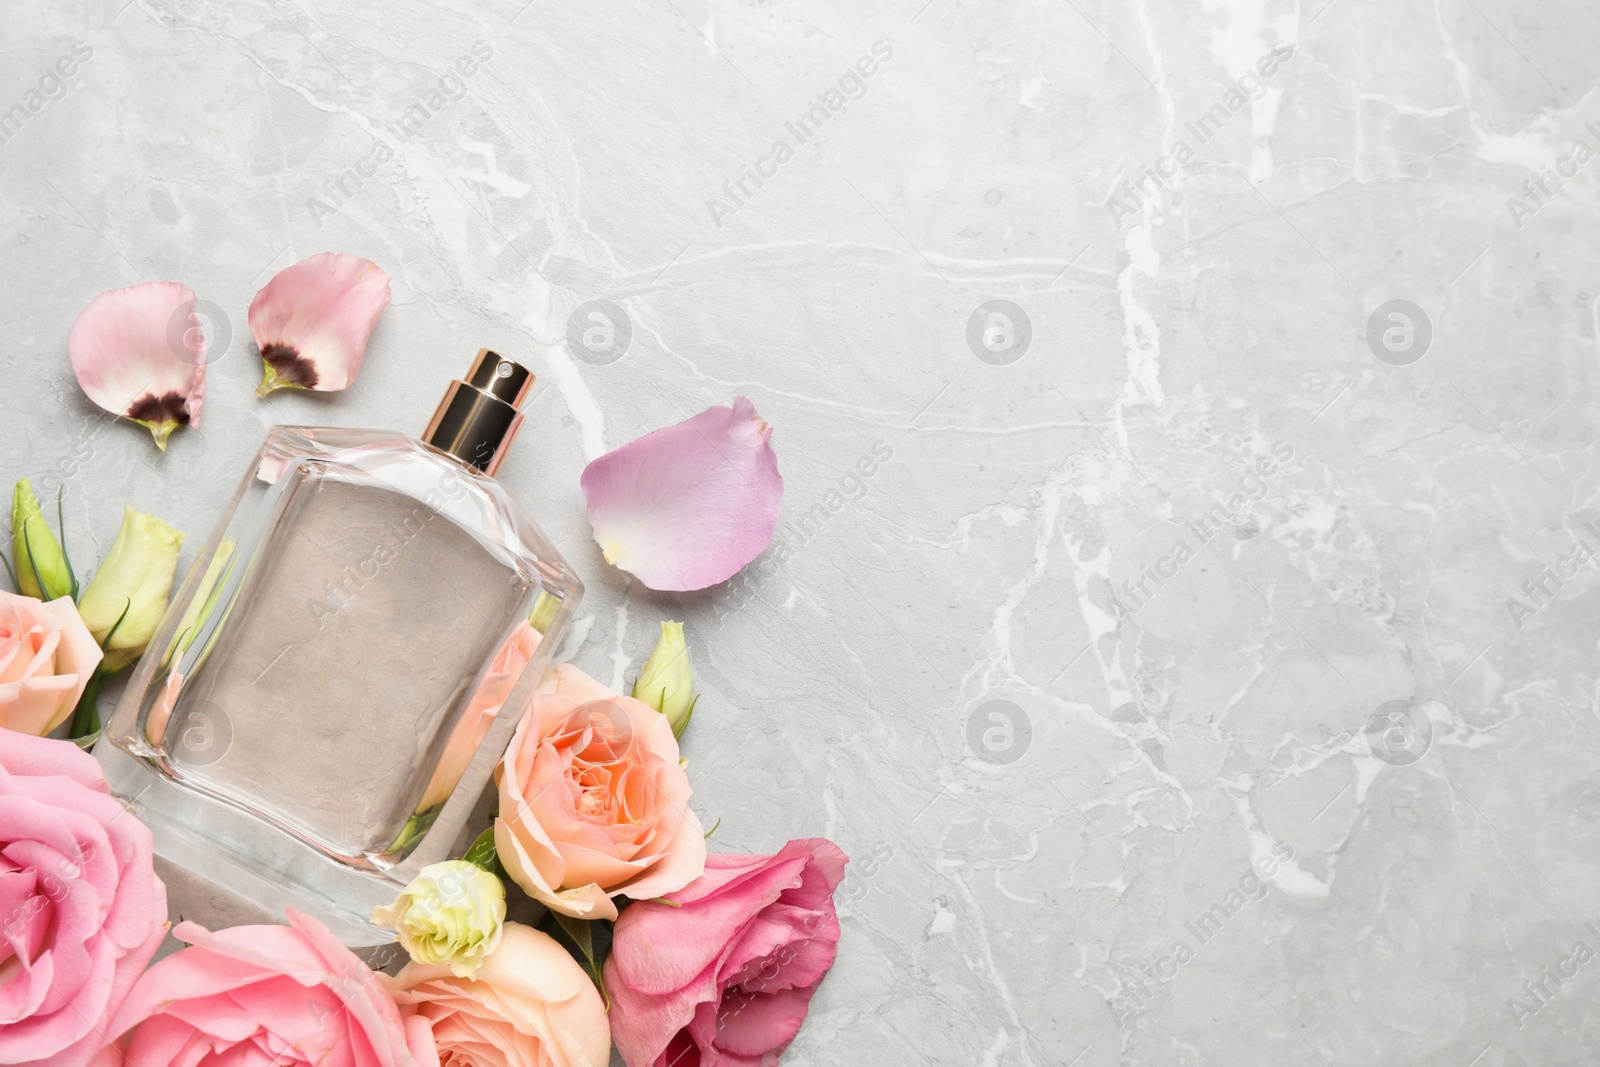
[
  {"left": 390, "top": 921, "right": 610, "bottom": 1067},
  {"left": 0, "top": 590, "right": 103, "bottom": 737},
  {"left": 604, "top": 839, "right": 847, "bottom": 1067},
  {"left": 494, "top": 664, "right": 705, "bottom": 920},
  {"left": 97, "top": 909, "right": 427, "bottom": 1067},
  {"left": 0, "top": 731, "right": 166, "bottom": 1067}
]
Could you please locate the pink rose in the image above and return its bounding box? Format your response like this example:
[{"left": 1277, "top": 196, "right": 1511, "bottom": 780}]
[
  {"left": 494, "top": 664, "right": 705, "bottom": 920},
  {"left": 98, "top": 909, "right": 427, "bottom": 1067},
  {"left": 0, "top": 731, "right": 166, "bottom": 1067},
  {"left": 0, "top": 590, "right": 102, "bottom": 736},
  {"left": 390, "top": 921, "right": 610, "bottom": 1067},
  {"left": 605, "top": 839, "right": 848, "bottom": 1067}
]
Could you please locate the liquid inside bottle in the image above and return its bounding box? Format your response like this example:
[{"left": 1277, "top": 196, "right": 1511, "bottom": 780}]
[{"left": 99, "top": 351, "right": 581, "bottom": 939}]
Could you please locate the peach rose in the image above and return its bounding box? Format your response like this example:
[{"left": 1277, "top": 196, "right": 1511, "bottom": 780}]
[
  {"left": 494, "top": 664, "right": 704, "bottom": 920},
  {"left": 390, "top": 922, "right": 610, "bottom": 1067},
  {"left": 0, "top": 590, "right": 102, "bottom": 736}
]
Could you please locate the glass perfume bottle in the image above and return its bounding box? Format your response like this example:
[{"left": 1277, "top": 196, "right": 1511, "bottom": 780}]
[{"left": 97, "top": 350, "right": 583, "bottom": 943}]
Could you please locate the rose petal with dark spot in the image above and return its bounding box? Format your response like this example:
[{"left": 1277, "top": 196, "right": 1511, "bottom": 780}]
[
  {"left": 261, "top": 343, "right": 319, "bottom": 389},
  {"left": 126, "top": 391, "right": 191, "bottom": 427}
]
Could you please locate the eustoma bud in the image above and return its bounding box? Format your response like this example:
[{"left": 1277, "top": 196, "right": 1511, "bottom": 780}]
[
  {"left": 372, "top": 860, "right": 506, "bottom": 979},
  {"left": 9, "top": 479, "right": 74, "bottom": 601},
  {"left": 77, "top": 506, "right": 184, "bottom": 672},
  {"left": 633, "top": 620, "right": 697, "bottom": 740}
]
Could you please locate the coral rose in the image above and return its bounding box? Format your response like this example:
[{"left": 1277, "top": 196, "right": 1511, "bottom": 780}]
[
  {"left": 97, "top": 909, "right": 426, "bottom": 1067},
  {"left": 390, "top": 921, "right": 610, "bottom": 1067},
  {"left": 494, "top": 664, "right": 704, "bottom": 920},
  {"left": 0, "top": 731, "right": 166, "bottom": 1067},
  {"left": 0, "top": 590, "right": 102, "bottom": 736},
  {"left": 605, "top": 839, "right": 848, "bottom": 1067}
]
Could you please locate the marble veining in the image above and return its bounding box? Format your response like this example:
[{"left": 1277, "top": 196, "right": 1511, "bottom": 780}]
[{"left": 2, "top": 0, "right": 1599, "bottom": 1063}]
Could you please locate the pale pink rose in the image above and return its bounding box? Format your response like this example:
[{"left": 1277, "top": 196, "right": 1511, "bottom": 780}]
[
  {"left": 494, "top": 664, "right": 705, "bottom": 920},
  {"left": 605, "top": 839, "right": 847, "bottom": 1067},
  {"left": 0, "top": 731, "right": 167, "bottom": 1067},
  {"left": 417, "top": 623, "right": 540, "bottom": 814},
  {"left": 98, "top": 909, "right": 426, "bottom": 1067},
  {"left": 390, "top": 921, "right": 610, "bottom": 1067},
  {"left": 0, "top": 590, "right": 103, "bottom": 737}
]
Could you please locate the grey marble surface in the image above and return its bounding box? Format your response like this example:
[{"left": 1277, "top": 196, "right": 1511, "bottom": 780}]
[{"left": 3, "top": 0, "right": 1600, "bottom": 1064}]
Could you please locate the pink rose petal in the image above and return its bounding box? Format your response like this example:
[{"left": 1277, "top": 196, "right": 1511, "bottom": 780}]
[
  {"left": 68, "top": 281, "right": 206, "bottom": 450},
  {"left": 705, "top": 984, "right": 813, "bottom": 1058},
  {"left": 248, "top": 252, "right": 390, "bottom": 396},
  {"left": 580, "top": 398, "right": 783, "bottom": 591},
  {"left": 101, "top": 910, "right": 417, "bottom": 1067}
]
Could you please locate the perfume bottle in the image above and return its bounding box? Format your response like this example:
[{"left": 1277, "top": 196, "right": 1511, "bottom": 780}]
[{"left": 97, "top": 350, "right": 583, "bottom": 943}]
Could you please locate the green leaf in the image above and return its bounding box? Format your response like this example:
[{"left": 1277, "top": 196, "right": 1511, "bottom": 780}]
[
  {"left": 95, "top": 599, "right": 134, "bottom": 676},
  {"left": 99, "top": 598, "right": 133, "bottom": 650},
  {"left": 463, "top": 825, "right": 502, "bottom": 876},
  {"left": 672, "top": 692, "right": 699, "bottom": 741},
  {"left": 22, "top": 525, "right": 49, "bottom": 603},
  {"left": 54, "top": 486, "right": 78, "bottom": 599},
  {"left": 68, "top": 667, "right": 104, "bottom": 741},
  {"left": 0, "top": 547, "right": 17, "bottom": 592},
  {"left": 555, "top": 911, "right": 594, "bottom": 959}
]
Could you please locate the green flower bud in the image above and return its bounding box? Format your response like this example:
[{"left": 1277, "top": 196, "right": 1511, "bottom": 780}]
[
  {"left": 77, "top": 506, "right": 184, "bottom": 672},
  {"left": 372, "top": 860, "right": 506, "bottom": 978},
  {"left": 10, "top": 480, "right": 74, "bottom": 601},
  {"left": 633, "top": 620, "right": 697, "bottom": 740}
]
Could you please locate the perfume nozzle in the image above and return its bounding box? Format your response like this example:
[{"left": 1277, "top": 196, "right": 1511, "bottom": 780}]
[
  {"left": 422, "top": 350, "right": 535, "bottom": 475},
  {"left": 462, "top": 349, "right": 535, "bottom": 407}
]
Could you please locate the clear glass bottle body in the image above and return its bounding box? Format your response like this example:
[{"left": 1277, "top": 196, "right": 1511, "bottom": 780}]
[{"left": 100, "top": 425, "right": 582, "bottom": 940}]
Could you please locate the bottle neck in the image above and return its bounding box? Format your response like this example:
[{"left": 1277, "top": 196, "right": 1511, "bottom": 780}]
[
  {"left": 422, "top": 381, "right": 523, "bottom": 476},
  {"left": 421, "top": 350, "right": 534, "bottom": 476}
]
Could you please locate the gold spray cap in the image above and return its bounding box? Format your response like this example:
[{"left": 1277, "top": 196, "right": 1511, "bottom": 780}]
[{"left": 422, "top": 350, "right": 535, "bottom": 476}]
